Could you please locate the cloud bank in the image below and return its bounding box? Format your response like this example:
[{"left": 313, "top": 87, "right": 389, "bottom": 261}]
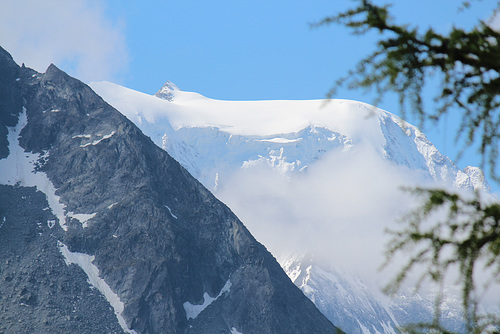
[
  {"left": 0, "top": 0, "right": 128, "bottom": 83},
  {"left": 217, "top": 145, "right": 418, "bottom": 285},
  {"left": 216, "top": 144, "right": 500, "bottom": 305}
]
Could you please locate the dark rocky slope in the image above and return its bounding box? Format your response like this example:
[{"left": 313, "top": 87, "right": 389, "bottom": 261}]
[
  {"left": 0, "top": 184, "right": 125, "bottom": 333},
  {"left": 0, "top": 46, "right": 342, "bottom": 333}
]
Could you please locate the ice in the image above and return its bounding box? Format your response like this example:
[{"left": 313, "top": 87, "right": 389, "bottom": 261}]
[
  {"left": 0, "top": 216, "right": 5, "bottom": 229},
  {"left": 58, "top": 241, "right": 136, "bottom": 334},
  {"left": 0, "top": 108, "right": 68, "bottom": 230},
  {"left": 183, "top": 280, "right": 232, "bottom": 320}
]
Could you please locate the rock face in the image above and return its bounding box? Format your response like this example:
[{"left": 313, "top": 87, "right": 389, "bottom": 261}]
[
  {"left": 0, "top": 46, "right": 341, "bottom": 333},
  {"left": 0, "top": 185, "right": 125, "bottom": 334},
  {"left": 0, "top": 47, "right": 21, "bottom": 159},
  {"left": 154, "top": 81, "right": 179, "bottom": 101}
]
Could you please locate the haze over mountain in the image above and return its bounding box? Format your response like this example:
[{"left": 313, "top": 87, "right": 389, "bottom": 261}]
[
  {"left": 90, "top": 80, "right": 493, "bottom": 333},
  {"left": 0, "top": 46, "right": 342, "bottom": 334},
  {"left": 1, "top": 36, "right": 496, "bottom": 332},
  {"left": 90, "top": 80, "right": 489, "bottom": 267}
]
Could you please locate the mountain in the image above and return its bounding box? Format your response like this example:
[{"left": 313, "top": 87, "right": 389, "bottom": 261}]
[
  {"left": 280, "top": 254, "right": 399, "bottom": 334},
  {"left": 388, "top": 287, "right": 466, "bottom": 334},
  {"left": 91, "top": 81, "right": 489, "bottom": 194},
  {"left": 0, "top": 46, "right": 342, "bottom": 333},
  {"left": 90, "top": 80, "right": 491, "bottom": 333}
]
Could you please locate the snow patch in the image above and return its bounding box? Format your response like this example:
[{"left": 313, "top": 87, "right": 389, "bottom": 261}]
[
  {"left": 258, "top": 137, "right": 301, "bottom": 144},
  {"left": 107, "top": 202, "right": 118, "bottom": 209},
  {"left": 72, "top": 134, "right": 92, "bottom": 139},
  {"left": 231, "top": 327, "right": 243, "bottom": 334},
  {"left": 58, "top": 241, "right": 136, "bottom": 334},
  {"left": 183, "top": 280, "right": 232, "bottom": 320},
  {"left": 0, "top": 216, "right": 5, "bottom": 229},
  {"left": 80, "top": 131, "right": 116, "bottom": 147},
  {"left": 380, "top": 321, "right": 398, "bottom": 334},
  {"left": 0, "top": 108, "right": 68, "bottom": 230},
  {"left": 357, "top": 320, "right": 371, "bottom": 334},
  {"left": 279, "top": 254, "right": 303, "bottom": 283},
  {"left": 67, "top": 212, "right": 97, "bottom": 228},
  {"left": 164, "top": 205, "right": 178, "bottom": 219}
]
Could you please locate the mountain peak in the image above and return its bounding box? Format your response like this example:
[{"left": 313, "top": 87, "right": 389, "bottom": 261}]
[
  {"left": 44, "top": 63, "right": 72, "bottom": 81},
  {"left": 154, "top": 81, "right": 179, "bottom": 101},
  {"left": 0, "top": 46, "right": 16, "bottom": 66}
]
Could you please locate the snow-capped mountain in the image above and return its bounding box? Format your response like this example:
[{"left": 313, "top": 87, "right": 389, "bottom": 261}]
[
  {"left": 280, "top": 253, "right": 400, "bottom": 334},
  {"left": 389, "top": 287, "right": 466, "bottom": 334},
  {"left": 0, "top": 46, "right": 341, "bottom": 333},
  {"left": 90, "top": 80, "right": 491, "bottom": 333},
  {"left": 91, "top": 80, "right": 488, "bottom": 193}
]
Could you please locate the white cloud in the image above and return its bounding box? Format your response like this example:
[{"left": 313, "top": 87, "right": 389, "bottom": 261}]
[
  {"left": 217, "top": 145, "right": 419, "bottom": 285},
  {"left": 0, "top": 0, "right": 128, "bottom": 83},
  {"left": 216, "top": 145, "right": 500, "bottom": 304}
]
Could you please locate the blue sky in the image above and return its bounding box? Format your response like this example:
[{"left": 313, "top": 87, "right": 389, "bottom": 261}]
[{"left": 1, "top": 0, "right": 498, "bottom": 189}]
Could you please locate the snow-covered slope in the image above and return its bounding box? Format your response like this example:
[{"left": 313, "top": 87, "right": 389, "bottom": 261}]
[
  {"left": 91, "top": 80, "right": 490, "bottom": 333},
  {"left": 281, "top": 253, "right": 399, "bottom": 334},
  {"left": 91, "top": 81, "right": 487, "bottom": 193},
  {"left": 389, "top": 287, "right": 466, "bottom": 334}
]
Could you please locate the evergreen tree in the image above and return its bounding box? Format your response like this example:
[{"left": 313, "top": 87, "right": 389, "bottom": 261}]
[{"left": 319, "top": 1, "right": 500, "bottom": 332}]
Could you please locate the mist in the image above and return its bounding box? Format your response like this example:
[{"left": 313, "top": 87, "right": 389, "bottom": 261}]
[
  {"left": 216, "top": 144, "right": 421, "bottom": 285},
  {"left": 216, "top": 143, "right": 500, "bottom": 307}
]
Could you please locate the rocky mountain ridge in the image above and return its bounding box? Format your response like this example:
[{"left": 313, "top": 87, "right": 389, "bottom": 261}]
[{"left": 0, "top": 46, "right": 341, "bottom": 334}]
